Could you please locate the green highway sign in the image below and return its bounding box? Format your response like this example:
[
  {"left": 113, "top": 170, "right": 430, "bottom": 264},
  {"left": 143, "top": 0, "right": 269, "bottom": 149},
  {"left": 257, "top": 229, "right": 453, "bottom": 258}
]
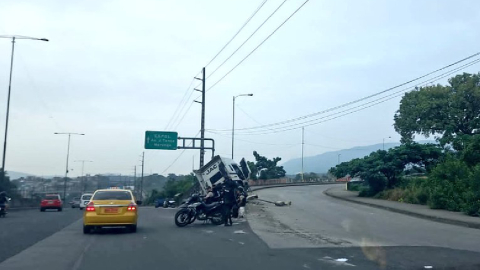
[{"left": 145, "top": 131, "right": 178, "bottom": 150}]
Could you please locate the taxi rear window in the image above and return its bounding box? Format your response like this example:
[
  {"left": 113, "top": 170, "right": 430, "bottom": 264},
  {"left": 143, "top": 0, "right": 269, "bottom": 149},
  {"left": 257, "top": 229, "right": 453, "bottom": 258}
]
[
  {"left": 93, "top": 191, "right": 132, "bottom": 200},
  {"left": 44, "top": 195, "right": 59, "bottom": 200}
]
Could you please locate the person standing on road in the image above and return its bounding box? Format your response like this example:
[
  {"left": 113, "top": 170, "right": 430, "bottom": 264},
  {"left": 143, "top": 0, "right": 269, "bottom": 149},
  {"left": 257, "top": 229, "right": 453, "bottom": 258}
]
[
  {"left": 0, "top": 191, "right": 8, "bottom": 213},
  {"left": 222, "top": 178, "right": 237, "bottom": 226},
  {"left": 204, "top": 186, "right": 215, "bottom": 204}
]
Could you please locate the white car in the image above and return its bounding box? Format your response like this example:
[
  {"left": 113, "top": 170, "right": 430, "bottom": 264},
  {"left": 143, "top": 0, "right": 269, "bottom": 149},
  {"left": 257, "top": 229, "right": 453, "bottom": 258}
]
[{"left": 79, "top": 193, "right": 93, "bottom": 210}]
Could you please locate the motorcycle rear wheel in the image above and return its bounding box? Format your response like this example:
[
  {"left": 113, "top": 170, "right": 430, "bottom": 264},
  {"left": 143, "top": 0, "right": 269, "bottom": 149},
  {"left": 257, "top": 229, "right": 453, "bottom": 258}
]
[
  {"left": 210, "top": 210, "right": 224, "bottom": 225},
  {"left": 175, "top": 209, "right": 191, "bottom": 227}
]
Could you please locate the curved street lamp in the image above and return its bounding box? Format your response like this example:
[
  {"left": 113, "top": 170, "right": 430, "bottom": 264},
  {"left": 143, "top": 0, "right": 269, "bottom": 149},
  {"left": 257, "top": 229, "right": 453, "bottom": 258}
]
[
  {"left": 0, "top": 35, "right": 48, "bottom": 180},
  {"left": 232, "top": 94, "right": 253, "bottom": 159},
  {"left": 54, "top": 132, "right": 85, "bottom": 200}
]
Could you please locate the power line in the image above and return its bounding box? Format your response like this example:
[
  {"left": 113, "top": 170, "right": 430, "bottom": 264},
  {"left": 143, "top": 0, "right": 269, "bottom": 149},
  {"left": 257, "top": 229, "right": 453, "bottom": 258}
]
[
  {"left": 206, "top": 130, "right": 298, "bottom": 146},
  {"left": 205, "top": 0, "right": 269, "bottom": 68},
  {"left": 164, "top": 70, "right": 202, "bottom": 130},
  {"left": 164, "top": 78, "right": 195, "bottom": 130},
  {"left": 172, "top": 100, "right": 195, "bottom": 131},
  {"left": 207, "top": 0, "right": 310, "bottom": 92},
  {"left": 161, "top": 131, "right": 200, "bottom": 174},
  {"left": 207, "top": 0, "right": 288, "bottom": 79},
  {"left": 227, "top": 58, "right": 480, "bottom": 135},
  {"left": 209, "top": 52, "right": 480, "bottom": 132}
]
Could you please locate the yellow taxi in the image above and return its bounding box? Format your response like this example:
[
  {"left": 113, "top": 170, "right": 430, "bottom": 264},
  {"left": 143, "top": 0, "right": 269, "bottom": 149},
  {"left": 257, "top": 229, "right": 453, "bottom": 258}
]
[{"left": 83, "top": 189, "right": 141, "bottom": 234}]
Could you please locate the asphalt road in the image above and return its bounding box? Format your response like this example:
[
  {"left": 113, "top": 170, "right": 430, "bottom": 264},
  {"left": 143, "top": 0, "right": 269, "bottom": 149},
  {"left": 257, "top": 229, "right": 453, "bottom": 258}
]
[
  {"left": 0, "top": 206, "right": 83, "bottom": 263},
  {"left": 1, "top": 185, "right": 480, "bottom": 269}
]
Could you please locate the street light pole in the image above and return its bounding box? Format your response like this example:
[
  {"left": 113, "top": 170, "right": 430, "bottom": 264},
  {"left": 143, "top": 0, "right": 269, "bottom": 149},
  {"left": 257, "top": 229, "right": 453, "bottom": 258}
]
[
  {"left": 232, "top": 94, "right": 253, "bottom": 160},
  {"left": 0, "top": 35, "right": 48, "bottom": 180},
  {"left": 55, "top": 132, "right": 84, "bottom": 200},
  {"left": 75, "top": 160, "right": 92, "bottom": 192}
]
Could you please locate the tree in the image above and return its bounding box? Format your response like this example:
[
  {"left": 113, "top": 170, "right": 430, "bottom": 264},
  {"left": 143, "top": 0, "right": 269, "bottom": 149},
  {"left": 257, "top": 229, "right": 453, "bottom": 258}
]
[
  {"left": 252, "top": 151, "right": 286, "bottom": 180},
  {"left": 0, "top": 169, "right": 13, "bottom": 193},
  {"left": 394, "top": 73, "right": 480, "bottom": 149},
  {"left": 329, "top": 143, "right": 443, "bottom": 194},
  {"left": 247, "top": 161, "right": 258, "bottom": 180}
]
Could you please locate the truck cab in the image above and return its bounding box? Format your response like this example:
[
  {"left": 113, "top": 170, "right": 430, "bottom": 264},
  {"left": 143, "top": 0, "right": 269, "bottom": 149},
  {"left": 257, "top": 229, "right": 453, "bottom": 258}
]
[{"left": 194, "top": 156, "right": 251, "bottom": 194}]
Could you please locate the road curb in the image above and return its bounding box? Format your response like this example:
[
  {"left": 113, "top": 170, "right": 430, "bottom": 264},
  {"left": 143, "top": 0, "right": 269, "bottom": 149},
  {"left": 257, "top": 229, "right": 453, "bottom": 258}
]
[{"left": 323, "top": 187, "right": 480, "bottom": 230}]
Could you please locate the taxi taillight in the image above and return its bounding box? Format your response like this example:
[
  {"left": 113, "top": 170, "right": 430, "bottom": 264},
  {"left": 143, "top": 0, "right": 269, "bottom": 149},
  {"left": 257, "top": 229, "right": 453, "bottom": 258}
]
[
  {"left": 127, "top": 203, "right": 136, "bottom": 211},
  {"left": 86, "top": 202, "right": 95, "bottom": 212}
]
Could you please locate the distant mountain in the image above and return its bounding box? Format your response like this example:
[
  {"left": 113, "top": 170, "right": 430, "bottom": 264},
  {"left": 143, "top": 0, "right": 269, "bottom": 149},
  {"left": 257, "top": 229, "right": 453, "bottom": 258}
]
[
  {"left": 281, "top": 142, "right": 433, "bottom": 175},
  {"left": 6, "top": 171, "right": 34, "bottom": 180}
]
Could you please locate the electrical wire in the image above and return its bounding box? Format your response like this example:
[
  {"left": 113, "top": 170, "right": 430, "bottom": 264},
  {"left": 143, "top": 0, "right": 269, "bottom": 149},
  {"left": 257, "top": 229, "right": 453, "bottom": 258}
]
[
  {"left": 161, "top": 131, "right": 200, "bottom": 174},
  {"left": 207, "top": 0, "right": 288, "bottom": 79},
  {"left": 172, "top": 101, "right": 196, "bottom": 131},
  {"left": 164, "top": 78, "right": 195, "bottom": 130},
  {"left": 164, "top": 70, "right": 202, "bottom": 130},
  {"left": 227, "top": 58, "right": 480, "bottom": 135},
  {"left": 207, "top": 0, "right": 310, "bottom": 92},
  {"left": 206, "top": 130, "right": 298, "bottom": 146},
  {"left": 205, "top": 0, "right": 269, "bottom": 68},
  {"left": 209, "top": 52, "right": 480, "bottom": 132}
]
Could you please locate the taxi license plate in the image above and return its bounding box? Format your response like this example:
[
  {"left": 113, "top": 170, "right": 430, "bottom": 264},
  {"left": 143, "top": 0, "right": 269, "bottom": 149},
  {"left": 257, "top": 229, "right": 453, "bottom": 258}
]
[
  {"left": 48, "top": 201, "right": 54, "bottom": 204},
  {"left": 104, "top": 208, "right": 118, "bottom": 213}
]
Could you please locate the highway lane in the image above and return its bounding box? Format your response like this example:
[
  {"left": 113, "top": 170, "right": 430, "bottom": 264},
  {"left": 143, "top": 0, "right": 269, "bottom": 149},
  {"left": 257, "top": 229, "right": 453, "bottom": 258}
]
[
  {"left": 248, "top": 185, "right": 480, "bottom": 265},
  {"left": 0, "top": 207, "right": 83, "bottom": 263},
  {"left": 0, "top": 204, "right": 480, "bottom": 269}
]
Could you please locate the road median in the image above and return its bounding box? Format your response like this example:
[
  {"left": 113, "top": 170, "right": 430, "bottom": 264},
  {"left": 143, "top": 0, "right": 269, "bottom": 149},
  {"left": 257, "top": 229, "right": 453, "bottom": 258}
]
[{"left": 324, "top": 186, "right": 480, "bottom": 230}]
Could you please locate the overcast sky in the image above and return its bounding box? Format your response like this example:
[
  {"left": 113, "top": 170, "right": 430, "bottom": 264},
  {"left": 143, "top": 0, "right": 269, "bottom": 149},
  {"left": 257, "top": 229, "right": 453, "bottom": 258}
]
[{"left": 0, "top": 0, "right": 479, "bottom": 177}]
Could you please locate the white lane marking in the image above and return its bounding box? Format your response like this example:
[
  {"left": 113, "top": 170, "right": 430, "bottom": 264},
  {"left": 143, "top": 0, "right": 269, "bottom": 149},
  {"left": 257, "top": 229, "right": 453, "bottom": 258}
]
[
  {"left": 424, "top": 266, "right": 433, "bottom": 269},
  {"left": 203, "top": 230, "right": 214, "bottom": 234},
  {"left": 234, "top": 230, "right": 246, "bottom": 234},
  {"left": 318, "top": 257, "right": 356, "bottom": 267},
  {"left": 239, "top": 242, "right": 245, "bottom": 245},
  {"left": 303, "top": 263, "right": 311, "bottom": 269}
]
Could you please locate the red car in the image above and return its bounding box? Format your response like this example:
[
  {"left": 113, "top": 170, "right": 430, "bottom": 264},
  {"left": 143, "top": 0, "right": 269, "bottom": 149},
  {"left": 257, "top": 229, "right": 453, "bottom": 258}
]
[{"left": 40, "top": 194, "right": 63, "bottom": 212}]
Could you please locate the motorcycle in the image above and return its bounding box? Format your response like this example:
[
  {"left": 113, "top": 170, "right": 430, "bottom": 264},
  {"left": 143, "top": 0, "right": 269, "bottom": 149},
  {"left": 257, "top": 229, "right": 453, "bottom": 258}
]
[
  {"left": 175, "top": 194, "right": 224, "bottom": 227},
  {"left": 163, "top": 199, "right": 176, "bottom": 208},
  {"left": 0, "top": 198, "right": 11, "bottom": 218}
]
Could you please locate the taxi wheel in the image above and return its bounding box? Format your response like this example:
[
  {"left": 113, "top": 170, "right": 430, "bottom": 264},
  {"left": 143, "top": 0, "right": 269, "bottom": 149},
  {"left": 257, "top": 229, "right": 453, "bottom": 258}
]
[
  {"left": 83, "top": 225, "right": 92, "bottom": 234},
  {"left": 58, "top": 208, "right": 63, "bottom": 212},
  {"left": 129, "top": 225, "right": 137, "bottom": 233},
  {"left": 40, "top": 208, "right": 45, "bottom": 212}
]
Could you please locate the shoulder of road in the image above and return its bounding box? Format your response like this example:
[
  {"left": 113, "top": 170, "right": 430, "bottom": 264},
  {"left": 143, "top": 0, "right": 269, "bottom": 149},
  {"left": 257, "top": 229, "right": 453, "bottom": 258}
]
[{"left": 324, "top": 186, "right": 480, "bottom": 230}]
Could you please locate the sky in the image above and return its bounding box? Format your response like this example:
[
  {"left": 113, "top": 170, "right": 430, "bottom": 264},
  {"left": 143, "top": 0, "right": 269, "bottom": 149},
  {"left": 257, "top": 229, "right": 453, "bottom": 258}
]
[{"left": 0, "top": 0, "right": 479, "bottom": 177}]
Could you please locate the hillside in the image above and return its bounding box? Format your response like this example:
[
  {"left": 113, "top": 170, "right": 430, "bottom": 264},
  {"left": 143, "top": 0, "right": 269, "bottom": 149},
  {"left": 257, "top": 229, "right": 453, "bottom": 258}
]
[{"left": 281, "top": 142, "right": 401, "bottom": 174}]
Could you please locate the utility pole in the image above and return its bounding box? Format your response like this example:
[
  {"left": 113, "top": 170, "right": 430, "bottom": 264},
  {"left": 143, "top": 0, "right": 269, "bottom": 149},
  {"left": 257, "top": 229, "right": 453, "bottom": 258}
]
[
  {"left": 301, "top": 127, "right": 304, "bottom": 182},
  {"left": 338, "top": 154, "right": 341, "bottom": 165},
  {"left": 54, "top": 132, "right": 84, "bottom": 200},
  {"left": 193, "top": 68, "right": 206, "bottom": 168},
  {"left": 133, "top": 166, "right": 137, "bottom": 196},
  {"left": 140, "top": 152, "right": 144, "bottom": 199},
  {"left": 74, "top": 160, "right": 92, "bottom": 192},
  {"left": 200, "top": 67, "right": 206, "bottom": 167},
  {"left": 232, "top": 94, "right": 253, "bottom": 160}
]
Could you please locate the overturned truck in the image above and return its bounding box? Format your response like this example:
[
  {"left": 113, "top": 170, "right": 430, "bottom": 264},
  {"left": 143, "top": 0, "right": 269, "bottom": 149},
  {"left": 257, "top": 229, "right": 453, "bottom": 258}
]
[{"left": 194, "top": 156, "right": 250, "bottom": 194}]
